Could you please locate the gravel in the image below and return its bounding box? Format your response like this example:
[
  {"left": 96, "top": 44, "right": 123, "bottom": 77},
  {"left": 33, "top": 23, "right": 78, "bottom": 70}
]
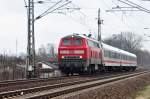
[
  {"left": 0, "top": 76, "right": 91, "bottom": 92},
  {"left": 53, "top": 72, "right": 150, "bottom": 99}
]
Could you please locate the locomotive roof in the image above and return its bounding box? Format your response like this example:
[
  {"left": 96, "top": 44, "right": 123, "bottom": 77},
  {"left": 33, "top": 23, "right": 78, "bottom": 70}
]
[
  {"left": 63, "top": 34, "right": 99, "bottom": 43},
  {"left": 62, "top": 34, "right": 136, "bottom": 58}
]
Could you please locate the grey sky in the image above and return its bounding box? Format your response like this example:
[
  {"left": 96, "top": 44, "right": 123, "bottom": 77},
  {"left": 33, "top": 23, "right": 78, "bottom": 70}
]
[{"left": 0, "top": 0, "right": 150, "bottom": 55}]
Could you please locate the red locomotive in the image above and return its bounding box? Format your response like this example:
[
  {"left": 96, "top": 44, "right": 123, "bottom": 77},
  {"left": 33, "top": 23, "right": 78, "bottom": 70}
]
[{"left": 58, "top": 34, "right": 137, "bottom": 75}]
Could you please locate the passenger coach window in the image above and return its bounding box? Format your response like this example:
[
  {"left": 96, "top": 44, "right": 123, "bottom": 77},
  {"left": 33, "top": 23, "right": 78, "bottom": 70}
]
[{"left": 63, "top": 39, "right": 71, "bottom": 46}]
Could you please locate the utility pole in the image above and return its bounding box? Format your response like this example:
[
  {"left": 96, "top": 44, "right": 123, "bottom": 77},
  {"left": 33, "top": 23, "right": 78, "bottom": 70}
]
[
  {"left": 26, "top": 0, "right": 36, "bottom": 78},
  {"left": 98, "top": 8, "right": 102, "bottom": 42}
]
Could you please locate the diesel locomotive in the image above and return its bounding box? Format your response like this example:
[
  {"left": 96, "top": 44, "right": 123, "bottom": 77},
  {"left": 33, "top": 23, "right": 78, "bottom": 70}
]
[{"left": 58, "top": 34, "right": 137, "bottom": 75}]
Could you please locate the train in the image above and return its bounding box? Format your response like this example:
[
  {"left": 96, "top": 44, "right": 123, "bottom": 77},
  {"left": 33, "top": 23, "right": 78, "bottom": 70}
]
[{"left": 58, "top": 34, "right": 137, "bottom": 75}]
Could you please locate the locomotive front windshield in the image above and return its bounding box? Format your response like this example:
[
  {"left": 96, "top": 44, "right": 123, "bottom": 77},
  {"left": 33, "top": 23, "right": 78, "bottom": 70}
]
[
  {"left": 62, "top": 38, "right": 82, "bottom": 46},
  {"left": 63, "top": 39, "right": 71, "bottom": 46}
]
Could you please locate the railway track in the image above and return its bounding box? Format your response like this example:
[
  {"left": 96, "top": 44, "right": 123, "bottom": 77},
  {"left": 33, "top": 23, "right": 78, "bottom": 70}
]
[
  {"left": 0, "top": 68, "right": 144, "bottom": 88},
  {"left": 0, "top": 75, "right": 92, "bottom": 93},
  {"left": 0, "top": 70, "right": 149, "bottom": 99},
  {"left": 0, "top": 71, "right": 136, "bottom": 92},
  {"left": 0, "top": 76, "right": 66, "bottom": 87}
]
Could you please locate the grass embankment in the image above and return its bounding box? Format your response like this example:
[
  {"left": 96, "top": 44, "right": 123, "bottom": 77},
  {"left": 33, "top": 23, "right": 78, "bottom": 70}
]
[{"left": 134, "top": 85, "right": 150, "bottom": 99}]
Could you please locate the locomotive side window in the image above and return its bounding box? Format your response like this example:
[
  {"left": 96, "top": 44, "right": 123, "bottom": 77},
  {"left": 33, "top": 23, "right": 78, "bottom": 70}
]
[
  {"left": 87, "top": 40, "right": 100, "bottom": 48},
  {"left": 87, "top": 40, "right": 94, "bottom": 47},
  {"left": 95, "top": 43, "right": 100, "bottom": 48},
  {"left": 93, "top": 42, "right": 100, "bottom": 48}
]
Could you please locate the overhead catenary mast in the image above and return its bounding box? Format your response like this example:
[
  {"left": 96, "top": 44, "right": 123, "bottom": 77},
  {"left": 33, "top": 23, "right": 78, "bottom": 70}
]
[{"left": 26, "top": 0, "right": 36, "bottom": 78}]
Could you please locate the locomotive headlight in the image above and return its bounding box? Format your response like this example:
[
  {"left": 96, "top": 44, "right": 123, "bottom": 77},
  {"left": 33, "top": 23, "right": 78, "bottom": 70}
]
[
  {"left": 79, "top": 56, "right": 83, "bottom": 58},
  {"left": 74, "top": 50, "right": 84, "bottom": 54},
  {"left": 61, "top": 56, "right": 64, "bottom": 58},
  {"left": 60, "top": 50, "right": 69, "bottom": 54}
]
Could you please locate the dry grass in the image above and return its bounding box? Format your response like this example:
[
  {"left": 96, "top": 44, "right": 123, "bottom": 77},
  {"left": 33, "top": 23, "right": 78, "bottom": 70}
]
[{"left": 134, "top": 85, "right": 150, "bottom": 99}]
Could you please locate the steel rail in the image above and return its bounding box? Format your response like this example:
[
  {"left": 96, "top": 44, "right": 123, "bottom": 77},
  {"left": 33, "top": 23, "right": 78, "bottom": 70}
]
[
  {"left": 25, "top": 70, "right": 150, "bottom": 99},
  {"left": 0, "top": 75, "right": 77, "bottom": 88},
  {"left": 0, "top": 70, "right": 148, "bottom": 99}
]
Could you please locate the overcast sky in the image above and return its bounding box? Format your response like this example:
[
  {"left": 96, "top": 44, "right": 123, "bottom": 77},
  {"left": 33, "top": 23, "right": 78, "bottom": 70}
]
[{"left": 0, "top": 0, "right": 150, "bottom": 55}]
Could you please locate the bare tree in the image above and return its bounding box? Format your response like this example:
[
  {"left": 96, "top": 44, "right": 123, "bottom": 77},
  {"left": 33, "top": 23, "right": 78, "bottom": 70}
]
[
  {"left": 103, "top": 32, "right": 150, "bottom": 67},
  {"left": 37, "top": 44, "right": 48, "bottom": 61},
  {"left": 104, "top": 32, "right": 143, "bottom": 53},
  {"left": 37, "top": 43, "right": 57, "bottom": 63},
  {"left": 136, "top": 49, "right": 150, "bottom": 67},
  {"left": 47, "top": 43, "right": 55, "bottom": 58}
]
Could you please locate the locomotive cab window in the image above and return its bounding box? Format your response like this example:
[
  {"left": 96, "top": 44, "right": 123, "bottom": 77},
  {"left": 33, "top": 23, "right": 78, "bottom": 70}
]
[
  {"left": 73, "top": 39, "right": 82, "bottom": 46},
  {"left": 62, "top": 38, "right": 83, "bottom": 46},
  {"left": 62, "top": 39, "right": 71, "bottom": 46}
]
